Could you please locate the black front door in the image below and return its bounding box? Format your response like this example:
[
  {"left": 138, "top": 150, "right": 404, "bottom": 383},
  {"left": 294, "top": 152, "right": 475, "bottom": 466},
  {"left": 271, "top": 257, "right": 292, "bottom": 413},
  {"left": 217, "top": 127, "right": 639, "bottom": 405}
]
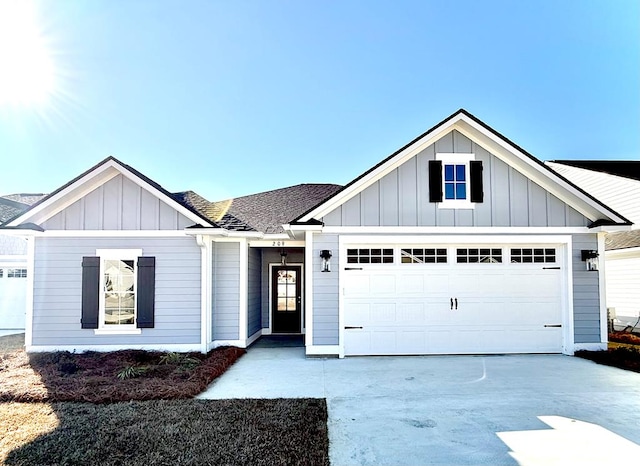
[{"left": 272, "top": 266, "right": 302, "bottom": 333}]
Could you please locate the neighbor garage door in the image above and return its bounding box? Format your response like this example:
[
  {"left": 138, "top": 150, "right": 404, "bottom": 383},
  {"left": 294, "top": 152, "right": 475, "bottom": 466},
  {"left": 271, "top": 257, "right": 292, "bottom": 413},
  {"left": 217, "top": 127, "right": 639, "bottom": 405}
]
[
  {"left": 343, "top": 244, "right": 564, "bottom": 355},
  {"left": 0, "top": 266, "right": 27, "bottom": 331}
]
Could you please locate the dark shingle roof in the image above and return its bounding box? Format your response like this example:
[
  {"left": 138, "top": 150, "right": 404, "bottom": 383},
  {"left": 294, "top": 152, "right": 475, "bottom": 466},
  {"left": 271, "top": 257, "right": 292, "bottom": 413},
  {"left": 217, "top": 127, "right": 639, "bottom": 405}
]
[
  {"left": 606, "top": 230, "right": 640, "bottom": 251},
  {"left": 0, "top": 197, "right": 31, "bottom": 224},
  {"left": 2, "top": 193, "right": 48, "bottom": 206},
  {"left": 173, "top": 191, "right": 255, "bottom": 231},
  {"left": 549, "top": 161, "right": 640, "bottom": 181},
  {"left": 213, "top": 184, "right": 343, "bottom": 234}
]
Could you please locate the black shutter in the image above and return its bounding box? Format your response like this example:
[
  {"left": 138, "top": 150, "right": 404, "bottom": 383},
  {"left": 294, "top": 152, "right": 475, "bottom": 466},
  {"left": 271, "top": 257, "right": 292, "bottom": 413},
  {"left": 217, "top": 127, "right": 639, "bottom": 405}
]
[
  {"left": 470, "top": 161, "right": 484, "bottom": 203},
  {"left": 81, "top": 257, "right": 100, "bottom": 329},
  {"left": 428, "top": 160, "right": 443, "bottom": 202},
  {"left": 136, "top": 257, "right": 156, "bottom": 328}
]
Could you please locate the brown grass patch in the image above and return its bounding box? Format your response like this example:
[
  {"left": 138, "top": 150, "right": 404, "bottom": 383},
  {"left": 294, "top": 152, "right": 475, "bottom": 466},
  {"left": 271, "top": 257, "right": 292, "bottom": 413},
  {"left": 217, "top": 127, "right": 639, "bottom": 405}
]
[
  {"left": 0, "top": 403, "right": 59, "bottom": 464},
  {"left": 1, "top": 347, "right": 245, "bottom": 403},
  {"left": 2, "top": 399, "right": 329, "bottom": 466}
]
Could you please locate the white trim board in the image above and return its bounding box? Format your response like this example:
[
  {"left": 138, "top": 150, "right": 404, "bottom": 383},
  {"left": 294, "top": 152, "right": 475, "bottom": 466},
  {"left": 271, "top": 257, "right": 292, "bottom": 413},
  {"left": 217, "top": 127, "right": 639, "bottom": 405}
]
[
  {"left": 298, "top": 112, "right": 628, "bottom": 225},
  {"left": 6, "top": 158, "right": 216, "bottom": 229},
  {"left": 26, "top": 343, "right": 202, "bottom": 353}
]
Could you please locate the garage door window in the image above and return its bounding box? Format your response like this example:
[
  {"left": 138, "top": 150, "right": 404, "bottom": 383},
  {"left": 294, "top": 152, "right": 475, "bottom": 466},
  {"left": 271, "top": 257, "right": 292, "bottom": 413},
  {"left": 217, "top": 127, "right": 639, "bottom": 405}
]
[
  {"left": 401, "top": 248, "right": 447, "bottom": 264},
  {"left": 457, "top": 248, "right": 502, "bottom": 263},
  {"left": 510, "top": 248, "right": 556, "bottom": 263},
  {"left": 7, "top": 269, "right": 27, "bottom": 278},
  {"left": 347, "top": 248, "right": 394, "bottom": 264}
]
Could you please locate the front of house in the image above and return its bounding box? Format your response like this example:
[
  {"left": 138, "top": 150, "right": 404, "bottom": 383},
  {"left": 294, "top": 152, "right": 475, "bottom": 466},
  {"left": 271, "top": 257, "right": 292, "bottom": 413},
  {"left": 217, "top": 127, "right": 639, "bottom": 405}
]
[{"left": 1, "top": 110, "right": 631, "bottom": 356}]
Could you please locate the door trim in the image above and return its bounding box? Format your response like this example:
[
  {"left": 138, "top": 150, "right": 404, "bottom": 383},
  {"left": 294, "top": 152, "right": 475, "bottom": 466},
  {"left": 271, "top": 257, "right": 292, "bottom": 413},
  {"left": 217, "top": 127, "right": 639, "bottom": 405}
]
[{"left": 268, "top": 263, "right": 304, "bottom": 334}]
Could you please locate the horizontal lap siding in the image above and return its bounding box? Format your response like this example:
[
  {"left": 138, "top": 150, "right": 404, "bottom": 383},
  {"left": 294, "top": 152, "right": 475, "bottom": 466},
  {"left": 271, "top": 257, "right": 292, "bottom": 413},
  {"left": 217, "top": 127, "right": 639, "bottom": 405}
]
[
  {"left": 572, "top": 234, "right": 601, "bottom": 343},
  {"left": 313, "top": 234, "right": 339, "bottom": 345},
  {"left": 32, "top": 236, "right": 201, "bottom": 346},
  {"left": 247, "top": 247, "right": 261, "bottom": 338},
  {"left": 605, "top": 254, "right": 640, "bottom": 319},
  {"left": 212, "top": 242, "right": 240, "bottom": 340},
  {"left": 321, "top": 130, "right": 590, "bottom": 228}
]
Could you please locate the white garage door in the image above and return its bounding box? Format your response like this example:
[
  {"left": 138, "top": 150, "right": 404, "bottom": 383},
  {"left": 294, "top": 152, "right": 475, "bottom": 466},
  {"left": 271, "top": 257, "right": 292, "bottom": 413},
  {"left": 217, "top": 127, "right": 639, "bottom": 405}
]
[
  {"left": 343, "top": 245, "right": 564, "bottom": 355},
  {"left": 0, "top": 266, "right": 27, "bottom": 331}
]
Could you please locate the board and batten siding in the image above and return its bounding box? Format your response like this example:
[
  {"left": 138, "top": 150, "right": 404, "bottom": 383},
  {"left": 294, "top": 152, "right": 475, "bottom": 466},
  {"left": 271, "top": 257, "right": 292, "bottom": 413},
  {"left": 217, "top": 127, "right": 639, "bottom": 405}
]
[
  {"left": 247, "top": 247, "right": 262, "bottom": 338},
  {"left": 41, "top": 175, "right": 194, "bottom": 230},
  {"left": 605, "top": 252, "right": 640, "bottom": 320},
  {"left": 313, "top": 234, "right": 339, "bottom": 345},
  {"left": 321, "top": 130, "right": 590, "bottom": 228},
  {"left": 572, "top": 234, "right": 601, "bottom": 343},
  {"left": 32, "top": 236, "right": 201, "bottom": 346},
  {"left": 212, "top": 242, "right": 240, "bottom": 340}
]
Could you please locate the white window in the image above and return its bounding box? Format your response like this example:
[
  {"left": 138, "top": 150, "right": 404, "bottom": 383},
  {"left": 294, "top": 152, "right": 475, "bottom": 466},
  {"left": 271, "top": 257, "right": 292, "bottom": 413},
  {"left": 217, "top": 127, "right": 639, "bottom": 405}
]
[
  {"left": 96, "top": 249, "right": 142, "bottom": 333},
  {"left": 7, "top": 268, "right": 27, "bottom": 278},
  {"left": 436, "top": 153, "right": 475, "bottom": 209}
]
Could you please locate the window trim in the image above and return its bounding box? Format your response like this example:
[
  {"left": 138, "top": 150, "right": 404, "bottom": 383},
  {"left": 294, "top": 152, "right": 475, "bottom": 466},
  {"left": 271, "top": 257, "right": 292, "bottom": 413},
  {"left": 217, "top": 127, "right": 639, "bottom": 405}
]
[
  {"left": 435, "top": 153, "right": 475, "bottom": 209},
  {"left": 95, "top": 249, "right": 142, "bottom": 335}
]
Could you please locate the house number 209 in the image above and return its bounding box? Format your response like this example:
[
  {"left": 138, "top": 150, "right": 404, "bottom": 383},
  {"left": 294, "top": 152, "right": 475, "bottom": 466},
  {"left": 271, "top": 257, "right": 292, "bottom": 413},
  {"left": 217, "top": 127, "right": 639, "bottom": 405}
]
[{"left": 272, "top": 241, "right": 286, "bottom": 247}]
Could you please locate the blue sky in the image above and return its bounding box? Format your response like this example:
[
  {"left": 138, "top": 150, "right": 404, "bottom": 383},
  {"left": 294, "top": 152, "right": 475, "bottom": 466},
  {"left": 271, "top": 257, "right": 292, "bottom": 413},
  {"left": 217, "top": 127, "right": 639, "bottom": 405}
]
[{"left": 1, "top": 0, "right": 638, "bottom": 202}]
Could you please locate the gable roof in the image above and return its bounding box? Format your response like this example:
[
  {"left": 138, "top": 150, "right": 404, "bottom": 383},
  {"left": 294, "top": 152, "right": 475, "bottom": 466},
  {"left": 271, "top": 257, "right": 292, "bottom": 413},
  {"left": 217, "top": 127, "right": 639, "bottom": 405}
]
[
  {"left": 546, "top": 162, "right": 640, "bottom": 227},
  {"left": 2, "top": 157, "right": 219, "bottom": 229},
  {"left": 212, "top": 184, "right": 342, "bottom": 234},
  {"left": 549, "top": 160, "right": 640, "bottom": 181},
  {"left": 294, "top": 109, "right": 631, "bottom": 227}
]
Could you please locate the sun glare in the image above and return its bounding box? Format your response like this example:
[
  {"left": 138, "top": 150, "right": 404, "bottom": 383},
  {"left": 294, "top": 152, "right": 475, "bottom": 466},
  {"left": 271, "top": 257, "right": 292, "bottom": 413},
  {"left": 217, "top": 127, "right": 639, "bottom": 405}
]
[{"left": 0, "top": 0, "right": 55, "bottom": 106}]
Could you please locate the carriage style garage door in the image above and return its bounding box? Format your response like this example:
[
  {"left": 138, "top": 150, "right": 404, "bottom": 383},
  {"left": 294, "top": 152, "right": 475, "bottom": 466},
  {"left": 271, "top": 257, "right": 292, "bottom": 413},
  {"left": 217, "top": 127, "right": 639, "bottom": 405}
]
[{"left": 343, "top": 244, "right": 564, "bottom": 355}]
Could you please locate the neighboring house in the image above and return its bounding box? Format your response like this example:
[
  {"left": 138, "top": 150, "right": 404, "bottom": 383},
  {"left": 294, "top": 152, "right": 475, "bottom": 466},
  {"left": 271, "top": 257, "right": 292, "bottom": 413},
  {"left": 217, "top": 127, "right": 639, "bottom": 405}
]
[
  {"left": 0, "top": 110, "right": 631, "bottom": 356},
  {"left": 546, "top": 161, "right": 640, "bottom": 330},
  {"left": 0, "top": 195, "right": 46, "bottom": 334}
]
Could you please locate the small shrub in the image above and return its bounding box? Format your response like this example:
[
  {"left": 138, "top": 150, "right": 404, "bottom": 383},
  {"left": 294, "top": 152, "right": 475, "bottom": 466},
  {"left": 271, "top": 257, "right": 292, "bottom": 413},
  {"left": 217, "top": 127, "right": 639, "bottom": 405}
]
[
  {"left": 159, "top": 352, "right": 200, "bottom": 369},
  {"left": 117, "top": 365, "right": 148, "bottom": 380}
]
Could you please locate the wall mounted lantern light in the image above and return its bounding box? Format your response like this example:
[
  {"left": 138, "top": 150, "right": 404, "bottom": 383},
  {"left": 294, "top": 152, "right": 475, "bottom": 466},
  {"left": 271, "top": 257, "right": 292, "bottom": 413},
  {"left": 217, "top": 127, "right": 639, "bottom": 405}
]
[
  {"left": 320, "top": 249, "right": 332, "bottom": 272},
  {"left": 581, "top": 250, "right": 599, "bottom": 271},
  {"left": 280, "top": 249, "right": 288, "bottom": 265}
]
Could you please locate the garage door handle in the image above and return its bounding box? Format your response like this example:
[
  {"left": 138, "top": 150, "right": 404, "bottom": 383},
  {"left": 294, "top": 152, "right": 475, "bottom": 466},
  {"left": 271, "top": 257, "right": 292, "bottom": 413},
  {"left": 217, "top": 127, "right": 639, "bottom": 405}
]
[
  {"left": 345, "top": 326, "right": 363, "bottom": 330},
  {"left": 544, "top": 324, "right": 562, "bottom": 328},
  {"left": 543, "top": 267, "right": 561, "bottom": 270},
  {"left": 450, "top": 298, "right": 453, "bottom": 310},
  {"left": 345, "top": 267, "right": 363, "bottom": 271},
  {"left": 455, "top": 298, "right": 458, "bottom": 310}
]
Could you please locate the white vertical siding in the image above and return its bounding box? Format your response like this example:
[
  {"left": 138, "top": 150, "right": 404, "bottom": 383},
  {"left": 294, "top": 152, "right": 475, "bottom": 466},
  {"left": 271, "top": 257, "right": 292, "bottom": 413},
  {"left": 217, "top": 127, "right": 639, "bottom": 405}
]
[
  {"left": 321, "top": 131, "right": 591, "bottom": 228},
  {"left": 40, "top": 175, "right": 193, "bottom": 231}
]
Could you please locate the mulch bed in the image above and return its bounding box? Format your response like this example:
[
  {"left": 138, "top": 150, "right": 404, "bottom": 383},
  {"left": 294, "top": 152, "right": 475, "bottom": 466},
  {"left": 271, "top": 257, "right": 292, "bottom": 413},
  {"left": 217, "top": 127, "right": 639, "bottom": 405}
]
[
  {"left": 0, "top": 346, "right": 245, "bottom": 403},
  {"left": 2, "top": 399, "right": 329, "bottom": 466},
  {"left": 575, "top": 345, "right": 640, "bottom": 373}
]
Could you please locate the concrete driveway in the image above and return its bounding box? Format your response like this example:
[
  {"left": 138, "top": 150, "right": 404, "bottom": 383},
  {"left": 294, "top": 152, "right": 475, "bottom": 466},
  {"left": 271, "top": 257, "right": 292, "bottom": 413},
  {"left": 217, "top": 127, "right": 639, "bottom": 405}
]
[{"left": 199, "top": 347, "right": 640, "bottom": 465}]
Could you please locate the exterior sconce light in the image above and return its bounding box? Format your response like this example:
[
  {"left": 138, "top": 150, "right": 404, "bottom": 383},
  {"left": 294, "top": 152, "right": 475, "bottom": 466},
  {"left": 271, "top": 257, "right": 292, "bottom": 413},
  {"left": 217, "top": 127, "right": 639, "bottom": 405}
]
[
  {"left": 320, "top": 250, "right": 332, "bottom": 272},
  {"left": 581, "top": 250, "right": 599, "bottom": 271},
  {"left": 280, "top": 249, "right": 288, "bottom": 266}
]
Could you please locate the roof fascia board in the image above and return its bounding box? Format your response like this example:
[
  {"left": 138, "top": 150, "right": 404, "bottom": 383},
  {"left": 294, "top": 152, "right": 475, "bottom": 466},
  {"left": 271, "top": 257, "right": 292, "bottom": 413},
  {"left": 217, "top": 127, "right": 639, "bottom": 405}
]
[
  {"left": 299, "top": 117, "right": 459, "bottom": 221},
  {"left": 606, "top": 247, "right": 640, "bottom": 257},
  {"left": 454, "top": 116, "right": 628, "bottom": 224},
  {"left": 8, "top": 159, "right": 215, "bottom": 228},
  {"left": 299, "top": 110, "right": 629, "bottom": 225},
  {"left": 6, "top": 162, "right": 119, "bottom": 227},
  {"left": 114, "top": 162, "right": 215, "bottom": 227}
]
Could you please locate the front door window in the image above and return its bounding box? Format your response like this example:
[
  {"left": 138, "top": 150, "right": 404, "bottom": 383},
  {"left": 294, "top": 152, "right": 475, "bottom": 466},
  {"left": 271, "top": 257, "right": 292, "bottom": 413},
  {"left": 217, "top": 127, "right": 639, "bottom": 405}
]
[{"left": 272, "top": 266, "right": 302, "bottom": 333}]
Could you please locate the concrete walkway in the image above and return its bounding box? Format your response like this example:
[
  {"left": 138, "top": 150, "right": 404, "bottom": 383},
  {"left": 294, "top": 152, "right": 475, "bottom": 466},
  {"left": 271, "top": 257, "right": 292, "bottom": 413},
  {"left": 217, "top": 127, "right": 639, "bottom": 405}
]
[{"left": 199, "top": 348, "right": 640, "bottom": 465}]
